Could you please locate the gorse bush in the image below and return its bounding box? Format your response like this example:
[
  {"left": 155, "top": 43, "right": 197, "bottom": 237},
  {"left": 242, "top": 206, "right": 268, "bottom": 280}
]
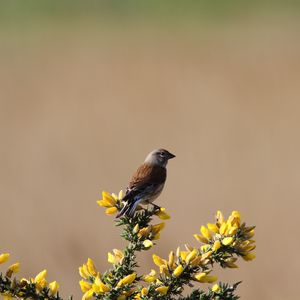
[{"left": 0, "top": 190, "right": 256, "bottom": 300}]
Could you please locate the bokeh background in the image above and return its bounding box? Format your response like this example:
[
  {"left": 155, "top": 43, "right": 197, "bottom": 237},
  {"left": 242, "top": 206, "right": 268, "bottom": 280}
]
[{"left": 1, "top": 1, "right": 300, "bottom": 299}]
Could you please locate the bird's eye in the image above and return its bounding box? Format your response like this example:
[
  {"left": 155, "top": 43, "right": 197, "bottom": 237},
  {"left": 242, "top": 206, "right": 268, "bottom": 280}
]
[{"left": 159, "top": 152, "right": 165, "bottom": 157}]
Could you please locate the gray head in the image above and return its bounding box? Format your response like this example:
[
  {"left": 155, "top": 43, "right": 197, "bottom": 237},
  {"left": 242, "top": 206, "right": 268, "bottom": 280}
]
[{"left": 144, "top": 148, "right": 175, "bottom": 167}]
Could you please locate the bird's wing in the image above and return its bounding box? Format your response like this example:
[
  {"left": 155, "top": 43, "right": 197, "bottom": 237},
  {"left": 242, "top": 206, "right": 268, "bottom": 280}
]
[{"left": 122, "top": 163, "right": 166, "bottom": 202}]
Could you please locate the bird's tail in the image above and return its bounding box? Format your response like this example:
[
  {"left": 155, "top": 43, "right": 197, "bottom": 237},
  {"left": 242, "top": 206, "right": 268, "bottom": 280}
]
[{"left": 116, "top": 200, "right": 140, "bottom": 218}]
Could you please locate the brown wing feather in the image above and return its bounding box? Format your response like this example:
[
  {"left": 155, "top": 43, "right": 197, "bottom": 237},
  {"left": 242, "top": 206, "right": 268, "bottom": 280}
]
[
  {"left": 122, "top": 163, "right": 166, "bottom": 201},
  {"left": 129, "top": 163, "right": 166, "bottom": 189}
]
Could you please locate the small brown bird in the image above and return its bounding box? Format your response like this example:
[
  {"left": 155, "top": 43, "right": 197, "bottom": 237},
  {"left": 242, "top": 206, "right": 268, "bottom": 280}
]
[{"left": 116, "top": 149, "right": 175, "bottom": 218}]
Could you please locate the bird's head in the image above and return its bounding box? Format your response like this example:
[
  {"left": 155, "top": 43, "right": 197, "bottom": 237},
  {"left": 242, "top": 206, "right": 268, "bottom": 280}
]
[{"left": 144, "top": 148, "right": 175, "bottom": 167}]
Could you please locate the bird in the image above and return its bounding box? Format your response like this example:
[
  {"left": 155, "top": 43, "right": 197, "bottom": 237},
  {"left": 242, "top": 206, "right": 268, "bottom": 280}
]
[{"left": 116, "top": 149, "right": 175, "bottom": 218}]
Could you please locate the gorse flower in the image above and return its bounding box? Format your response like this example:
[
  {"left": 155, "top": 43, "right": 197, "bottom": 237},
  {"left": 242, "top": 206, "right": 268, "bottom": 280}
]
[
  {"left": 108, "top": 249, "right": 124, "bottom": 265},
  {"left": 0, "top": 257, "right": 61, "bottom": 300},
  {"left": 0, "top": 190, "right": 256, "bottom": 300},
  {"left": 97, "top": 191, "right": 123, "bottom": 216},
  {"left": 193, "top": 210, "right": 256, "bottom": 268},
  {"left": 77, "top": 191, "right": 256, "bottom": 299}
]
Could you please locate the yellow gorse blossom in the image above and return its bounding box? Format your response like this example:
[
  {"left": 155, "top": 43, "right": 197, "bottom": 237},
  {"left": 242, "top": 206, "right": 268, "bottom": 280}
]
[
  {"left": 143, "top": 239, "right": 153, "bottom": 248},
  {"left": 242, "top": 252, "right": 256, "bottom": 261},
  {"left": 0, "top": 253, "right": 10, "bottom": 264},
  {"left": 49, "top": 281, "right": 60, "bottom": 295},
  {"left": 92, "top": 275, "right": 111, "bottom": 293},
  {"left": 212, "top": 284, "right": 221, "bottom": 293},
  {"left": 0, "top": 183, "right": 257, "bottom": 300},
  {"left": 173, "top": 264, "right": 184, "bottom": 277},
  {"left": 82, "top": 289, "right": 94, "bottom": 300},
  {"left": 97, "top": 191, "right": 123, "bottom": 216},
  {"left": 116, "top": 273, "right": 136, "bottom": 287},
  {"left": 155, "top": 285, "right": 169, "bottom": 295},
  {"left": 108, "top": 249, "right": 124, "bottom": 265},
  {"left": 0, "top": 184, "right": 256, "bottom": 300},
  {"left": 155, "top": 207, "right": 171, "bottom": 220},
  {"left": 195, "top": 272, "right": 218, "bottom": 283},
  {"left": 136, "top": 223, "right": 165, "bottom": 241},
  {"left": 193, "top": 210, "right": 256, "bottom": 263},
  {"left": 6, "top": 262, "right": 20, "bottom": 278},
  {"left": 79, "top": 280, "right": 92, "bottom": 292},
  {"left": 34, "top": 269, "right": 47, "bottom": 283},
  {"left": 143, "top": 269, "right": 157, "bottom": 283},
  {"left": 153, "top": 254, "right": 166, "bottom": 268}
]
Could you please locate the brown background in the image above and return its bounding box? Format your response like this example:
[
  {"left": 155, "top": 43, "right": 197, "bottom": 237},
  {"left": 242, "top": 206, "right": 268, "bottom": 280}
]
[{"left": 1, "top": 3, "right": 300, "bottom": 299}]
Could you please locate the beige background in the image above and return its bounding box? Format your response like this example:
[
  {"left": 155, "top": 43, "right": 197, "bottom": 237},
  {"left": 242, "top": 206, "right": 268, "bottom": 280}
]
[{"left": 1, "top": 10, "right": 300, "bottom": 300}]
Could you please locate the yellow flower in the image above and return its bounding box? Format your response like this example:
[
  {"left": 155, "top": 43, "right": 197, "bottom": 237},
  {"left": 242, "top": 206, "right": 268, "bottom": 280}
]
[
  {"left": 141, "top": 287, "right": 148, "bottom": 296},
  {"left": 155, "top": 207, "right": 171, "bottom": 220},
  {"left": 97, "top": 191, "right": 120, "bottom": 215},
  {"left": 108, "top": 249, "right": 124, "bottom": 264},
  {"left": 207, "top": 223, "right": 219, "bottom": 233},
  {"left": 195, "top": 272, "right": 217, "bottom": 283},
  {"left": 82, "top": 289, "right": 94, "bottom": 300},
  {"left": 117, "top": 273, "right": 136, "bottom": 287},
  {"left": 194, "top": 234, "right": 209, "bottom": 244},
  {"left": 190, "top": 256, "right": 202, "bottom": 266},
  {"left": 97, "top": 191, "right": 117, "bottom": 207},
  {"left": 155, "top": 286, "right": 169, "bottom": 295},
  {"left": 168, "top": 251, "right": 175, "bottom": 268},
  {"left": 79, "top": 280, "right": 92, "bottom": 292},
  {"left": 185, "top": 244, "right": 194, "bottom": 251},
  {"left": 0, "top": 253, "right": 10, "bottom": 264},
  {"left": 143, "top": 240, "right": 153, "bottom": 248},
  {"left": 222, "top": 237, "right": 234, "bottom": 246},
  {"left": 152, "top": 223, "right": 165, "bottom": 235},
  {"left": 228, "top": 225, "right": 238, "bottom": 235},
  {"left": 194, "top": 272, "right": 207, "bottom": 282},
  {"left": 201, "top": 250, "right": 213, "bottom": 260},
  {"left": 200, "top": 226, "right": 211, "bottom": 239},
  {"left": 159, "top": 265, "right": 170, "bottom": 276},
  {"left": 212, "top": 240, "right": 221, "bottom": 251},
  {"left": 246, "top": 229, "right": 255, "bottom": 239},
  {"left": 49, "top": 281, "right": 59, "bottom": 295},
  {"left": 138, "top": 226, "right": 151, "bottom": 238},
  {"left": 93, "top": 275, "right": 111, "bottom": 293},
  {"left": 143, "top": 269, "right": 157, "bottom": 282},
  {"left": 205, "top": 275, "right": 218, "bottom": 283},
  {"left": 105, "top": 207, "right": 118, "bottom": 215},
  {"left": 87, "top": 258, "right": 97, "bottom": 276},
  {"left": 79, "top": 264, "right": 90, "bottom": 279},
  {"left": 186, "top": 249, "right": 198, "bottom": 264},
  {"left": 180, "top": 251, "right": 188, "bottom": 262},
  {"left": 112, "top": 190, "right": 123, "bottom": 201},
  {"left": 219, "top": 222, "right": 228, "bottom": 235},
  {"left": 216, "top": 210, "right": 224, "bottom": 226},
  {"left": 3, "top": 296, "right": 12, "bottom": 300},
  {"left": 243, "top": 244, "right": 256, "bottom": 252},
  {"left": 242, "top": 252, "right": 256, "bottom": 261},
  {"left": 133, "top": 224, "right": 140, "bottom": 234},
  {"left": 152, "top": 254, "right": 166, "bottom": 267},
  {"left": 230, "top": 211, "right": 241, "bottom": 226},
  {"left": 173, "top": 264, "right": 184, "bottom": 277},
  {"left": 212, "top": 284, "right": 221, "bottom": 293},
  {"left": 34, "top": 269, "right": 47, "bottom": 283},
  {"left": 6, "top": 262, "right": 20, "bottom": 277}
]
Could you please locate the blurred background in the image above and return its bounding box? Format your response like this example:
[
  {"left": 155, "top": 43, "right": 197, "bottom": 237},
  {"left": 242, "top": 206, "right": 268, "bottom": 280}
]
[{"left": 1, "top": 1, "right": 300, "bottom": 299}]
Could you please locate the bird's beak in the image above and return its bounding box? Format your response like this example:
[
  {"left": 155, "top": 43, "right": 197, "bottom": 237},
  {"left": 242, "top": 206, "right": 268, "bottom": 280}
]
[{"left": 167, "top": 152, "right": 176, "bottom": 159}]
